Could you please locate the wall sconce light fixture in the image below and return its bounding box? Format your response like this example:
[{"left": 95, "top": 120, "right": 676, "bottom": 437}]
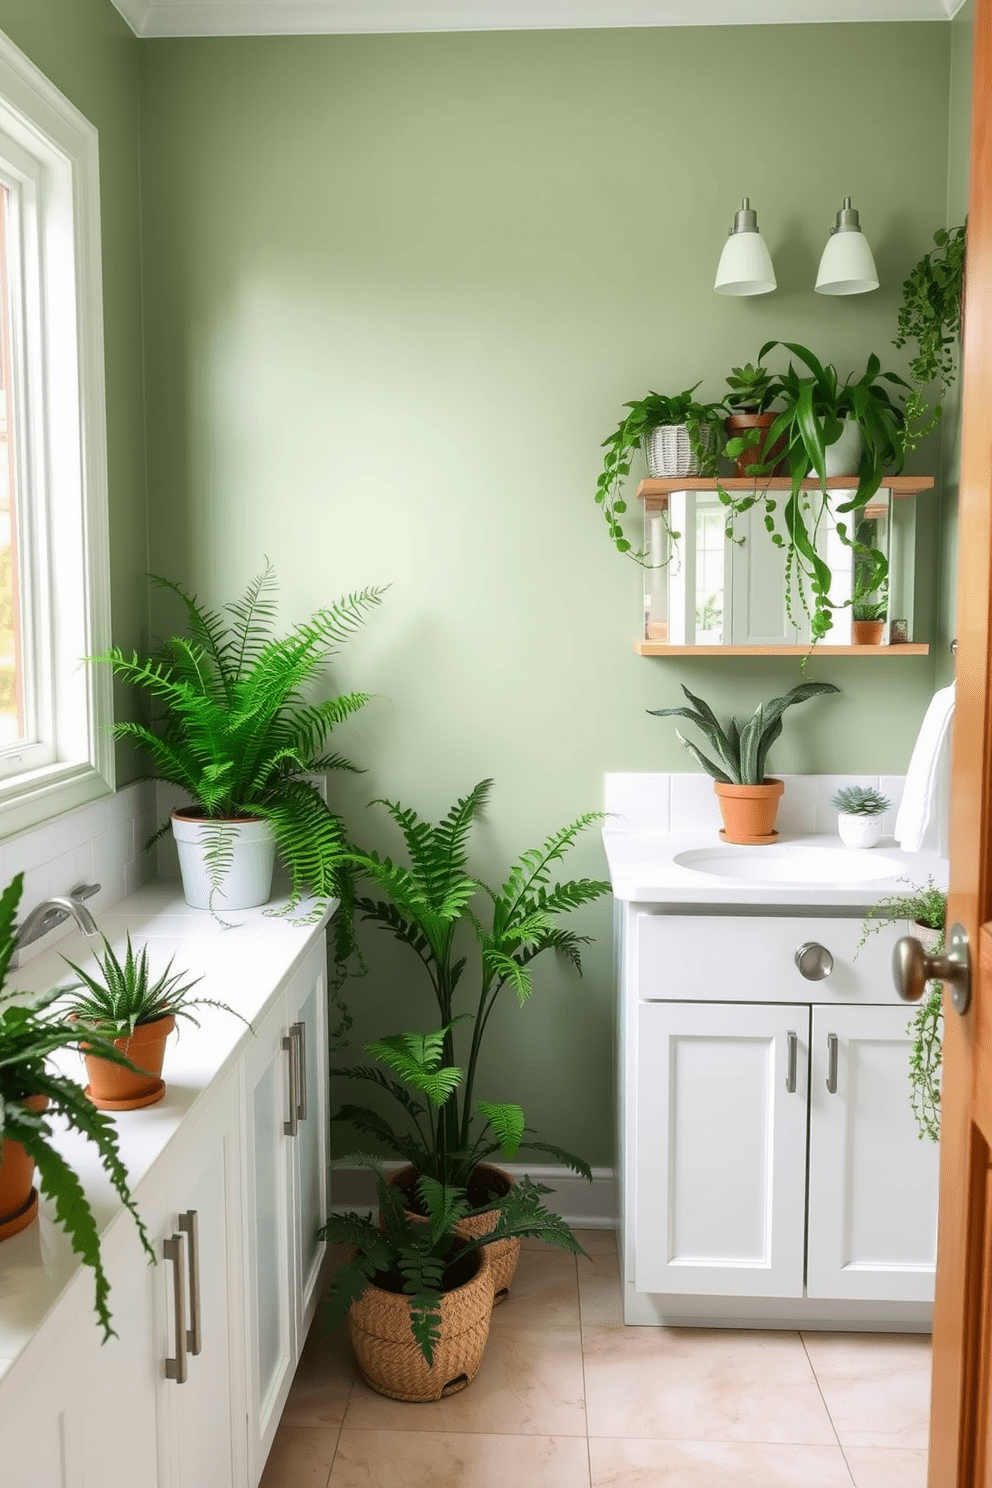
[
  {"left": 814, "top": 196, "right": 879, "bottom": 295},
  {"left": 713, "top": 198, "right": 777, "bottom": 297}
]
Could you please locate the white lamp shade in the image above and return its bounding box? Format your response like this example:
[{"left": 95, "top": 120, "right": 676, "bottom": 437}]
[
  {"left": 714, "top": 230, "right": 776, "bottom": 296},
  {"left": 815, "top": 229, "right": 879, "bottom": 295}
]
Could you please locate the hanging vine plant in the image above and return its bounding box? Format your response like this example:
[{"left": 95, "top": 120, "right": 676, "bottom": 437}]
[{"left": 893, "top": 223, "right": 966, "bottom": 450}]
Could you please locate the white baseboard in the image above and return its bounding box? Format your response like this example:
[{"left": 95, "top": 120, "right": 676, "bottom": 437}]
[{"left": 329, "top": 1162, "right": 617, "bottom": 1231}]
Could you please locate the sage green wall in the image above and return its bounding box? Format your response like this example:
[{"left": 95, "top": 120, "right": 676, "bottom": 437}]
[
  {"left": 935, "top": 0, "right": 973, "bottom": 688},
  {"left": 139, "top": 24, "right": 952, "bottom": 1165},
  {"left": 0, "top": 0, "right": 148, "bottom": 773}
]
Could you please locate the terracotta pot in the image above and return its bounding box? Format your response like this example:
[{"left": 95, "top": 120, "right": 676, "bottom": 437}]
[
  {"left": 713, "top": 778, "right": 784, "bottom": 844},
  {"left": 387, "top": 1162, "right": 521, "bottom": 1305},
  {"left": 348, "top": 1244, "right": 493, "bottom": 1401},
  {"left": 724, "top": 413, "right": 787, "bottom": 477},
  {"left": 851, "top": 620, "right": 885, "bottom": 646},
  {"left": 82, "top": 1015, "right": 175, "bottom": 1110},
  {"left": 0, "top": 1094, "right": 48, "bottom": 1241}
]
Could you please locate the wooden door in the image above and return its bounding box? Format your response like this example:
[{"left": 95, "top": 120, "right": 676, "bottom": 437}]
[
  {"left": 634, "top": 1001, "right": 809, "bottom": 1297},
  {"left": 806, "top": 1005, "right": 938, "bottom": 1303},
  {"left": 929, "top": 1, "right": 992, "bottom": 1480}
]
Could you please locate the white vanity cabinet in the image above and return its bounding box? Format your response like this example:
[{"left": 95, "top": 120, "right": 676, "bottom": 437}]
[{"left": 620, "top": 907, "right": 940, "bottom": 1329}]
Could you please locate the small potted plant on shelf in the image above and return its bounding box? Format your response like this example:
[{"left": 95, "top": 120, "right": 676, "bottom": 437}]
[
  {"left": 92, "top": 562, "right": 384, "bottom": 916},
  {"left": 831, "top": 785, "right": 892, "bottom": 849},
  {"left": 859, "top": 878, "right": 947, "bottom": 1142},
  {"left": 717, "top": 342, "right": 909, "bottom": 644},
  {"left": 723, "top": 361, "right": 784, "bottom": 477},
  {"left": 58, "top": 934, "right": 251, "bottom": 1110},
  {"left": 334, "top": 779, "right": 607, "bottom": 1302},
  {"left": 648, "top": 681, "right": 840, "bottom": 843},
  {"left": 0, "top": 873, "right": 154, "bottom": 1337},
  {"left": 321, "top": 1158, "right": 583, "bottom": 1401},
  {"left": 894, "top": 223, "right": 966, "bottom": 450},
  {"left": 595, "top": 386, "right": 725, "bottom": 560}
]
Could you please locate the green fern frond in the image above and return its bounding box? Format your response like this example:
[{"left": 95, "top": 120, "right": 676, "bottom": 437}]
[{"left": 476, "top": 1100, "right": 525, "bottom": 1159}]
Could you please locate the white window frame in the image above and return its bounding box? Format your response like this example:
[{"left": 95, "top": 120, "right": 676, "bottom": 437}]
[{"left": 0, "top": 30, "right": 114, "bottom": 838}]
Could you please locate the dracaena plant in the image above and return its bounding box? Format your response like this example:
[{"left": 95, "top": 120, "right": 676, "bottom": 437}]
[
  {"left": 0, "top": 873, "right": 155, "bottom": 1339},
  {"left": 718, "top": 342, "right": 908, "bottom": 643},
  {"left": 648, "top": 681, "right": 840, "bottom": 784},
  {"left": 91, "top": 563, "right": 384, "bottom": 914},
  {"left": 333, "top": 780, "right": 609, "bottom": 1192},
  {"left": 321, "top": 1161, "right": 584, "bottom": 1364}
]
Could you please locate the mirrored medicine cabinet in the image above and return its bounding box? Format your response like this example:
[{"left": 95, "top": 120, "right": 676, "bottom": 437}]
[{"left": 637, "top": 477, "right": 933, "bottom": 657}]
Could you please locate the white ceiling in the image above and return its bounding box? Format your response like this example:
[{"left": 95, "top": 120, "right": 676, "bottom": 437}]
[{"left": 110, "top": 0, "right": 968, "bottom": 40}]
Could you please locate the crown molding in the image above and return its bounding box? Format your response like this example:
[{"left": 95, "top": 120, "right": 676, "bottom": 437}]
[{"left": 110, "top": 0, "right": 962, "bottom": 40}]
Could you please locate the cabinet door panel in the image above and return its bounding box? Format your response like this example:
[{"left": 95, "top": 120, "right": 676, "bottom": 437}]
[
  {"left": 291, "top": 957, "right": 328, "bottom": 1338},
  {"left": 634, "top": 1001, "right": 809, "bottom": 1296},
  {"left": 807, "top": 1004, "right": 939, "bottom": 1301},
  {"left": 0, "top": 1312, "right": 84, "bottom": 1488}
]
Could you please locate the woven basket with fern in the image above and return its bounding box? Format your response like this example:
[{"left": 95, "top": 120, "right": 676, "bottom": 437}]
[{"left": 92, "top": 563, "right": 384, "bottom": 915}]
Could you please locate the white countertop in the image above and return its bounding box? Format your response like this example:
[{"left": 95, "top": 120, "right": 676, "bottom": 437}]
[
  {"left": 0, "top": 880, "right": 334, "bottom": 1381},
  {"left": 602, "top": 828, "right": 949, "bottom": 907}
]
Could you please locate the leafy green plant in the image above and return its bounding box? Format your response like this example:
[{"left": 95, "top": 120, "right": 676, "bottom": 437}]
[
  {"left": 858, "top": 877, "right": 947, "bottom": 1144},
  {"left": 595, "top": 386, "right": 724, "bottom": 560},
  {"left": 333, "top": 780, "right": 608, "bottom": 1192},
  {"left": 894, "top": 224, "right": 966, "bottom": 449},
  {"left": 724, "top": 362, "right": 777, "bottom": 414},
  {"left": 831, "top": 785, "right": 891, "bottom": 817},
  {"left": 321, "top": 1160, "right": 584, "bottom": 1363},
  {"left": 647, "top": 681, "right": 840, "bottom": 784},
  {"left": 0, "top": 873, "right": 155, "bottom": 1339},
  {"left": 718, "top": 342, "right": 908, "bottom": 642},
  {"left": 852, "top": 600, "right": 887, "bottom": 623},
  {"left": 91, "top": 563, "right": 384, "bottom": 914},
  {"left": 58, "top": 933, "right": 250, "bottom": 1040}
]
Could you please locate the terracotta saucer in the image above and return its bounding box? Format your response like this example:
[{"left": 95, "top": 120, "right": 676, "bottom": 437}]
[
  {"left": 0, "top": 1186, "right": 39, "bottom": 1243},
  {"left": 85, "top": 1079, "right": 166, "bottom": 1111},
  {"left": 718, "top": 829, "right": 779, "bottom": 845}
]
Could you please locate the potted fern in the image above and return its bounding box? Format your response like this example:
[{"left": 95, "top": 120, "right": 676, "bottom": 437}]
[
  {"left": 59, "top": 934, "right": 250, "bottom": 1110},
  {"left": 0, "top": 873, "right": 154, "bottom": 1338},
  {"left": 322, "top": 1160, "right": 584, "bottom": 1400},
  {"left": 649, "top": 681, "right": 840, "bottom": 842},
  {"left": 93, "top": 562, "right": 384, "bottom": 913},
  {"left": 334, "top": 780, "right": 608, "bottom": 1300}
]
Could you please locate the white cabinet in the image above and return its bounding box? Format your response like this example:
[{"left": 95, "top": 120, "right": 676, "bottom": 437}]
[
  {"left": 0, "top": 1312, "right": 85, "bottom": 1488},
  {"left": 619, "top": 907, "right": 939, "bottom": 1329},
  {"left": 242, "top": 943, "right": 328, "bottom": 1482}
]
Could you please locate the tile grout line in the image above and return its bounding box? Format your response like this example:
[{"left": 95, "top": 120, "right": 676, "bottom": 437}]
[
  {"left": 799, "top": 1332, "right": 857, "bottom": 1486},
  {"left": 573, "top": 1252, "right": 596, "bottom": 1488}
]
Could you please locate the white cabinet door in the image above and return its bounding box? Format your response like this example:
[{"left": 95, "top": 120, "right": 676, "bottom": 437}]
[
  {"left": 0, "top": 1305, "right": 85, "bottom": 1488},
  {"left": 287, "top": 950, "right": 329, "bottom": 1343},
  {"left": 807, "top": 1004, "right": 940, "bottom": 1302},
  {"left": 634, "top": 1001, "right": 810, "bottom": 1297}
]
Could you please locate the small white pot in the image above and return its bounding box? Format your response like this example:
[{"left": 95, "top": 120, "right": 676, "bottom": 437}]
[
  {"left": 837, "top": 812, "right": 883, "bottom": 849},
  {"left": 171, "top": 810, "right": 276, "bottom": 910},
  {"left": 822, "top": 417, "right": 863, "bottom": 478}
]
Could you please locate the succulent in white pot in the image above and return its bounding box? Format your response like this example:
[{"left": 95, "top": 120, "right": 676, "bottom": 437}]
[{"left": 831, "top": 785, "right": 892, "bottom": 849}]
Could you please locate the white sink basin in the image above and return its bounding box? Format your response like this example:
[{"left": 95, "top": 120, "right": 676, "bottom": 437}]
[{"left": 673, "top": 846, "right": 906, "bottom": 886}]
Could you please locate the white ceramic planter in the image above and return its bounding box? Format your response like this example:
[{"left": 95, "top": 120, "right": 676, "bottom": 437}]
[
  {"left": 171, "top": 811, "right": 276, "bottom": 910},
  {"left": 822, "top": 417, "right": 863, "bottom": 478},
  {"left": 837, "top": 812, "right": 883, "bottom": 849}
]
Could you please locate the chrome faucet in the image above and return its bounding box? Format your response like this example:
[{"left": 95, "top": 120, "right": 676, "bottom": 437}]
[{"left": 14, "top": 884, "right": 102, "bottom": 952}]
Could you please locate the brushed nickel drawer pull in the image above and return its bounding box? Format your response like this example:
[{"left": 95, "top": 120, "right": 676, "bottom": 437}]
[
  {"left": 826, "top": 1033, "right": 839, "bottom": 1095},
  {"left": 178, "top": 1210, "right": 201, "bottom": 1356},
  {"left": 164, "top": 1234, "right": 188, "bottom": 1384}
]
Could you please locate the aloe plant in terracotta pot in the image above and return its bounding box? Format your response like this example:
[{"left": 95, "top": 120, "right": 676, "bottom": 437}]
[{"left": 648, "top": 682, "right": 840, "bottom": 843}]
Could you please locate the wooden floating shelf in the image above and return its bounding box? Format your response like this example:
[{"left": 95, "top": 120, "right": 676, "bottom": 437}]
[
  {"left": 634, "top": 642, "right": 930, "bottom": 657},
  {"left": 637, "top": 475, "right": 934, "bottom": 499}
]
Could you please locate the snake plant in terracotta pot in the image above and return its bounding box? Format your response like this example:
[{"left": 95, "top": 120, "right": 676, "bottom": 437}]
[{"left": 649, "top": 682, "right": 840, "bottom": 843}]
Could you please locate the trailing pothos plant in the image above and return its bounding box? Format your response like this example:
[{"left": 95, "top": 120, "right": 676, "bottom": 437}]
[
  {"left": 321, "top": 1160, "right": 584, "bottom": 1363},
  {"left": 894, "top": 223, "right": 966, "bottom": 450},
  {"left": 92, "top": 562, "right": 383, "bottom": 941},
  {"left": 0, "top": 872, "right": 155, "bottom": 1339},
  {"left": 717, "top": 342, "right": 909, "bottom": 643},
  {"left": 333, "top": 780, "right": 609, "bottom": 1194},
  {"left": 595, "top": 386, "right": 724, "bottom": 561}
]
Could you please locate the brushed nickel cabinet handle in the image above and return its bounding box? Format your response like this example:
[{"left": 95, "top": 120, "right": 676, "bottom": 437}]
[
  {"left": 283, "top": 1030, "right": 299, "bottom": 1137},
  {"left": 291, "top": 1019, "right": 308, "bottom": 1122},
  {"left": 826, "top": 1033, "right": 839, "bottom": 1095},
  {"left": 786, "top": 1031, "right": 798, "bottom": 1094},
  {"left": 164, "top": 1234, "right": 188, "bottom": 1384},
  {"left": 178, "top": 1210, "right": 201, "bottom": 1356}
]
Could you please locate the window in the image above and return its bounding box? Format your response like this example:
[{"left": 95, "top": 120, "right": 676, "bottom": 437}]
[{"left": 0, "top": 30, "right": 113, "bottom": 836}]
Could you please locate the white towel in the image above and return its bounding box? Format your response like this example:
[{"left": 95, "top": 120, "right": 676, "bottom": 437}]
[{"left": 895, "top": 683, "right": 956, "bottom": 854}]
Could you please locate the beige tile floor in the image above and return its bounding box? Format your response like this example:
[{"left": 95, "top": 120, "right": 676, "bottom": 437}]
[{"left": 260, "top": 1230, "right": 932, "bottom": 1488}]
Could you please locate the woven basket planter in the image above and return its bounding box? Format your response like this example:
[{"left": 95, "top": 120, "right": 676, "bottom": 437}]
[
  {"left": 348, "top": 1245, "right": 493, "bottom": 1401},
  {"left": 387, "top": 1162, "right": 522, "bottom": 1305},
  {"left": 643, "top": 422, "right": 718, "bottom": 479}
]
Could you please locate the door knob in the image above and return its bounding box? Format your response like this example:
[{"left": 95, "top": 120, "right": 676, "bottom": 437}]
[
  {"left": 892, "top": 921, "right": 971, "bottom": 1015},
  {"left": 795, "top": 942, "right": 834, "bottom": 980}
]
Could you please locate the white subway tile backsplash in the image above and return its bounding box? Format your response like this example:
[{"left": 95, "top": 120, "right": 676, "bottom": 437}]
[
  {"left": 605, "top": 772, "right": 904, "bottom": 840},
  {"left": 669, "top": 773, "right": 723, "bottom": 833},
  {"left": 774, "top": 775, "right": 817, "bottom": 835},
  {"left": 604, "top": 773, "right": 670, "bottom": 830}
]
